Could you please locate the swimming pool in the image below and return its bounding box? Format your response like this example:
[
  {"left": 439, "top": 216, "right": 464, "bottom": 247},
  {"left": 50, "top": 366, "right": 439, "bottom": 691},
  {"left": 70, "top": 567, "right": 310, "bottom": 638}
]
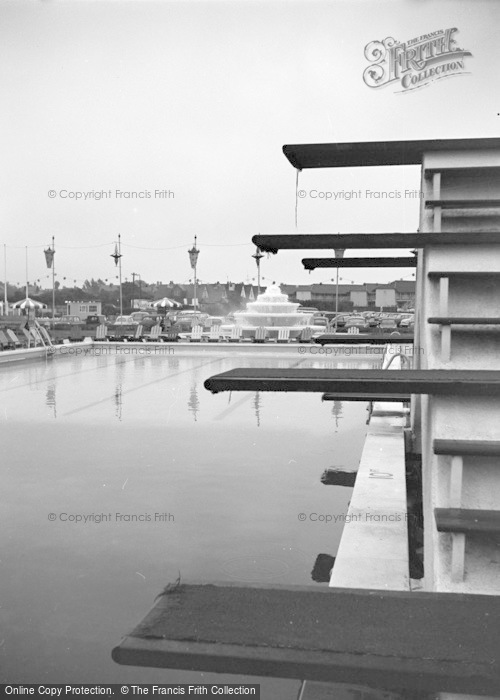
[{"left": 0, "top": 349, "right": 376, "bottom": 690}]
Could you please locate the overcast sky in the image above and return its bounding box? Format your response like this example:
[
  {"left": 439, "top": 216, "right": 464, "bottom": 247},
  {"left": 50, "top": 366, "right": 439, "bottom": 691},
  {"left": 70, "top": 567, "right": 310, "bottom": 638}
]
[{"left": 1, "top": 0, "right": 498, "bottom": 291}]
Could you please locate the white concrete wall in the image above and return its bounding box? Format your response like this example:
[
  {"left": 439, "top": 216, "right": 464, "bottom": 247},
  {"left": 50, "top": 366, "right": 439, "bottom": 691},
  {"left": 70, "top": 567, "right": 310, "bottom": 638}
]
[{"left": 419, "top": 148, "right": 500, "bottom": 594}]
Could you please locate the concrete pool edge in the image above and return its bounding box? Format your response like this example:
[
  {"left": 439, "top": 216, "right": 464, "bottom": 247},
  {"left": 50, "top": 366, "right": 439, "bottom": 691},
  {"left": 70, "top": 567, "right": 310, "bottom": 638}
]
[
  {"left": 0, "top": 340, "right": 390, "bottom": 364},
  {"left": 330, "top": 346, "right": 411, "bottom": 592}
]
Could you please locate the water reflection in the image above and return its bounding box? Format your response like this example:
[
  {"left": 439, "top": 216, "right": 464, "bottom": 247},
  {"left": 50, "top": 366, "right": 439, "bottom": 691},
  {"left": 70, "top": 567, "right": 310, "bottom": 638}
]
[
  {"left": 167, "top": 357, "right": 180, "bottom": 371},
  {"left": 133, "top": 357, "right": 147, "bottom": 373},
  {"left": 311, "top": 553, "right": 336, "bottom": 583},
  {"left": 253, "top": 391, "right": 261, "bottom": 427},
  {"left": 1, "top": 354, "right": 378, "bottom": 429},
  {"left": 45, "top": 383, "right": 56, "bottom": 418},
  {"left": 114, "top": 384, "right": 123, "bottom": 421},
  {"left": 331, "top": 399, "right": 343, "bottom": 428},
  {"left": 188, "top": 384, "right": 199, "bottom": 422},
  {"left": 1, "top": 353, "right": 372, "bottom": 684},
  {"left": 114, "top": 360, "right": 126, "bottom": 421}
]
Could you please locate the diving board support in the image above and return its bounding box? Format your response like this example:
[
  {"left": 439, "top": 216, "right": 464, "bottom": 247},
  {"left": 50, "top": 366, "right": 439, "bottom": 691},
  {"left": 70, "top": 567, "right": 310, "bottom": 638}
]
[
  {"left": 439, "top": 276, "right": 450, "bottom": 361},
  {"left": 433, "top": 172, "right": 442, "bottom": 232},
  {"left": 449, "top": 455, "right": 465, "bottom": 582}
]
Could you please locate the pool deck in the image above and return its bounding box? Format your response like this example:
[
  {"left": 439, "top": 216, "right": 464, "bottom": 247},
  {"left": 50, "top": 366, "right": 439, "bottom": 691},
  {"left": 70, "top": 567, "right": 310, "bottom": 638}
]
[{"left": 330, "top": 347, "right": 411, "bottom": 592}]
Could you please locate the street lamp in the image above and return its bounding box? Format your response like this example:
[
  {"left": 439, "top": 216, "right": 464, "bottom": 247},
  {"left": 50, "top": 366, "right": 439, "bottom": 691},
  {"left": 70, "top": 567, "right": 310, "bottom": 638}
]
[
  {"left": 44, "top": 236, "right": 56, "bottom": 322},
  {"left": 252, "top": 247, "right": 264, "bottom": 295},
  {"left": 111, "top": 234, "right": 123, "bottom": 317},
  {"left": 334, "top": 248, "right": 345, "bottom": 332},
  {"left": 188, "top": 236, "right": 200, "bottom": 311}
]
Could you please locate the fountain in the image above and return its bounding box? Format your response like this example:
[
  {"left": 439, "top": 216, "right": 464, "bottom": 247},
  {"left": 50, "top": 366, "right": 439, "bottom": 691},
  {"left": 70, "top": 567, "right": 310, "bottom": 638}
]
[{"left": 226, "top": 284, "right": 323, "bottom": 339}]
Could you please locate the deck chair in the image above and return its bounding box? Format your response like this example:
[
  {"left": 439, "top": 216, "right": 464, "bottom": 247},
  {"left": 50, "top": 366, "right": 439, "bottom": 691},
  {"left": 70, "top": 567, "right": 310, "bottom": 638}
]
[
  {"left": 347, "top": 327, "right": 360, "bottom": 334},
  {"left": 277, "top": 328, "right": 290, "bottom": 343},
  {"left": 298, "top": 327, "right": 313, "bottom": 343},
  {"left": 5, "top": 329, "right": 24, "bottom": 348},
  {"left": 0, "top": 330, "right": 11, "bottom": 350},
  {"left": 30, "top": 328, "right": 45, "bottom": 346},
  {"left": 207, "top": 326, "right": 222, "bottom": 342},
  {"left": 228, "top": 326, "right": 242, "bottom": 342},
  {"left": 21, "top": 327, "right": 33, "bottom": 347},
  {"left": 112, "top": 325, "right": 128, "bottom": 342},
  {"left": 189, "top": 325, "right": 203, "bottom": 342},
  {"left": 253, "top": 327, "right": 268, "bottom": 343},
  {"left": 95, "top": 324, "right": 109, "bottom": 341},
  {"left": 145, "top": 324, "right": 163, "bottom": 342},
  {"left": 161, "top": 328, "right": 180, "bottom": 342},
  {"left": 38, "top": 326, "right": 54, "bottom": 346},
  {"left": 123, "top": 324, "right": 144, "bottom": 342}
]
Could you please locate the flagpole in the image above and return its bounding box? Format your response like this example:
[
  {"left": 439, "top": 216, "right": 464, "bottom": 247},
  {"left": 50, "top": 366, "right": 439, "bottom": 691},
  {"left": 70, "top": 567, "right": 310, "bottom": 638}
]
[
  {"left": 3, "top": 244, "right": 7, "bottom": 315},
  {"left": 118, "top": 233, "right": 123, "bottom": 318}
]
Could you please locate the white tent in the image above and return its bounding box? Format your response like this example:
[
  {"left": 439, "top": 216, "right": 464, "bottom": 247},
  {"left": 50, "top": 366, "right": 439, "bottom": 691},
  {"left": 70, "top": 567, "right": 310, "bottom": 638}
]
[
  {"left": 12, "top": 298, "right": 47, "bottom": 310},
  {"left": 151, "top": 297, "right": 182, "bottom": 308}
]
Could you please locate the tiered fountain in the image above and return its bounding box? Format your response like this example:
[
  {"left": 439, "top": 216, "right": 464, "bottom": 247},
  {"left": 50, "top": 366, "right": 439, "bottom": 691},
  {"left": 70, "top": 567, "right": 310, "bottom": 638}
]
[{"left": 228, "top": 284, "right": 323, "bottom": 339}]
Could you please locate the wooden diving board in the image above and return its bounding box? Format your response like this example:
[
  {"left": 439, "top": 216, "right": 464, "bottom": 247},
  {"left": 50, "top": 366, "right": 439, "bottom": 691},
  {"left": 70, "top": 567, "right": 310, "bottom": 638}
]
[
  {"left": 315, "top": 334, "right": 414, "bottom": 345},
  {"left": 322, "top": 392, "right": 410, "bottom": 402},
  {"left": 203, "top": 369, "right": 500, "bottom": 396},
  {"left": 282, "top": 138, "right": 500, "bottom": 170},
  {"left": 112, "top": 582, "right": 500, "bottom": 695},
  {"left": 435, "top": 508, "right": 500, "bottom": 535},
  {"left": 302, "top": 257, "right": 416, "bottom": 270},
  {"left": 433, "top": 439, "right": 500, "bottom": 457},
  {"left": 252, "top": 232, "right": 500, "bottom": 254}
]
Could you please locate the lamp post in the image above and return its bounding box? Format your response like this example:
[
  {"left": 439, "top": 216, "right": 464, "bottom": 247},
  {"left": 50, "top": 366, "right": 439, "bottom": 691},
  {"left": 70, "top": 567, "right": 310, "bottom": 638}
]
[
  {"left": 252, "top": 247, "right": 264, "bottom": 295},
  {"left": 44, "top": 236, "right": 56, "bottom": 322},
  {"left": 111, "top": 235, "right": 123, "bottom": 317},
  {"left": 188, "top": 236, "right": 200, "bottom": 311},
  {"left": 334, "top": 248, "right": 345, "bottom": 332}
]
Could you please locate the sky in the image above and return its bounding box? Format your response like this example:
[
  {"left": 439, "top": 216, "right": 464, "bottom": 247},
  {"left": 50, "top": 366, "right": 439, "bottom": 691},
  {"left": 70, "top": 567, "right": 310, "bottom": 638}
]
[{"left": 1, "top": 0, "right": 499, "bottom": 291}]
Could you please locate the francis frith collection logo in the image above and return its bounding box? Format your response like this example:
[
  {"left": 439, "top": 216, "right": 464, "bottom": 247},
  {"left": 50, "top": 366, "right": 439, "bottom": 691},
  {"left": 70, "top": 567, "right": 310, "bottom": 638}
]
[{"left": 363, "top": 28, "right": 472, "bottom": 92}]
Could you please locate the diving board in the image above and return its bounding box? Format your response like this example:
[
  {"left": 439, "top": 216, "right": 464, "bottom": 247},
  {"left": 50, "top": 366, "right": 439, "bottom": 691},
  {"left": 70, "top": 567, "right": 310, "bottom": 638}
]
[
  {"left": 204, "top": 369, "right": 500, "bottom": 396},
  {"left": 315, "top": 334, "right": 414, "bottom": 345},
  {"left": 302, "top": 257, "right": 417, "bottom": 270},
  {"left": 425, "top": 199, "right": 500, "bottom": 209},
  {"left": 322, "top": 392, "right": 410, "bottom": 402},
  {"left": 112, "top": 583, "right": 500, "bottom": 695},
  {"left": 253, "top": 231, "right": 500, "bottom": 254},
  {"left": 282, "top": 138, "right": 500, "bottom": 170}
]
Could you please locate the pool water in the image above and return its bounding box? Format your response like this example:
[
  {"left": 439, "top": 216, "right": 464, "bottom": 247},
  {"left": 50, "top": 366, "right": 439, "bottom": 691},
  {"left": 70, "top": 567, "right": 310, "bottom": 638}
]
[{"left": 0, "top": 350, "right": 375, "bottom": 690}]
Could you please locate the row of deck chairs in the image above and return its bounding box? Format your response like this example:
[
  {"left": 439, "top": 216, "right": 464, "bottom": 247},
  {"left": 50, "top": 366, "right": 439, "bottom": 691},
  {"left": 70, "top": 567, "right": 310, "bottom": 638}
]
[
  {"left": 94, "top": 324, "right": 317, "bottom": 343},
  {"left": 182, "top": 325, "right": 315, "bottom": 343},
  {"left": 0, "top": 323, "right": 317, "bottom": 348},
  {"left": 0, "top": 325, "right": 54, "bottom": 350},
  {"left": 95, "top": 324, "right": 181, "bottom": 343}
]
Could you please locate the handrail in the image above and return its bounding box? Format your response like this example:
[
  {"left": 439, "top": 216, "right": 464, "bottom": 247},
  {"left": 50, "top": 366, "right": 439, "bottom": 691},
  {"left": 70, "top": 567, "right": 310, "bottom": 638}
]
[{"left": 384, "top": 352, "right": 412, "bottom": 370}]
